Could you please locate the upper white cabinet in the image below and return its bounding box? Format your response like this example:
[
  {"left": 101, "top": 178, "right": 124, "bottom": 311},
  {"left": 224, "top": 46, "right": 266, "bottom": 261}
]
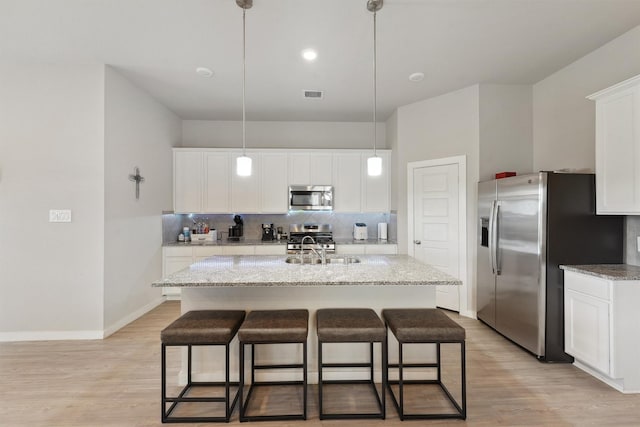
[
  {"left": 261, "top": 152, "right": 288, "bottom": 213},
  {"left": 173, "top": 148, "right": 391, "bottom": 213},
  {"left": 333, "top": 152, "right": 362, "bottom": 212},
  {"left": 174, "top": 151, "right": 203, "bottom": 213},
  {"left": 288, "top": 152, "right": 333, "bottom": 185},
  {"left": 362, "top": 151, "right": 390, "bottom": 212},
  {"left": 588, "top": 75, "right": 640, "bottom": 214}
]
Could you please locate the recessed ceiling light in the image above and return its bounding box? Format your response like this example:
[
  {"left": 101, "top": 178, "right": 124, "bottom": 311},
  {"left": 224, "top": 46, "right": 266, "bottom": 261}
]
[
  {"left": 409, "top": 72, "right": 424, "bottom": 82},
  {"left": 196, "top": 67, "right": 214, "bottom": 78},
  {"left": 302, "top": 49, "right": 318, "bottom": 61}
]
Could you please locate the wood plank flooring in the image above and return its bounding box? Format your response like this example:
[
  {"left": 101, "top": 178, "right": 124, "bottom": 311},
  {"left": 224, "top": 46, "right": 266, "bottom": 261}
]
[{"left": 1, "top": 301, "right": 639, "bottom": 426}]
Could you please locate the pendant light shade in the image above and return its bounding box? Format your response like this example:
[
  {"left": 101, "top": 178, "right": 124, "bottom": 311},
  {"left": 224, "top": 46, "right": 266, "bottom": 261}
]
[
  {"left": 367, "top": 0, "right": 383, "bottom": 177},
  {"left": 236, "top": 0, "right": 253, "bottom": 176}
]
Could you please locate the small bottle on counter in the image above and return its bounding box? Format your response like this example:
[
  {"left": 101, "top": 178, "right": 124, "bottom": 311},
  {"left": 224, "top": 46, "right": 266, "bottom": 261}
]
[
  {"left": 183, "top": 227, "right": 191, "bottom": 242},
  {"left": 178, "top": 233, "right": 185, "bottom": 242}
]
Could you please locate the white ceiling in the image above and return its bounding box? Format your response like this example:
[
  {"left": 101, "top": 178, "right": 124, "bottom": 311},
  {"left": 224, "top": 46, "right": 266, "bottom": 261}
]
[{"left": 2, "top": 0, "right": 640, "bottom": 122}]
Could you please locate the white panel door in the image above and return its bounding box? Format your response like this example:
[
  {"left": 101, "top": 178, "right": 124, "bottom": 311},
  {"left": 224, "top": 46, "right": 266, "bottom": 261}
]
[
  {"left": 174, "top": 151, "right": 203, "bottom": 213},
  {"left": 413, "top": 163, "right": 460, "bottom": 311},
  {"left": 333, "top": 153, "right": 362, "bottom": 212},
  {"left": 204, "top": 152, "right": 230, "bottom": 213}
]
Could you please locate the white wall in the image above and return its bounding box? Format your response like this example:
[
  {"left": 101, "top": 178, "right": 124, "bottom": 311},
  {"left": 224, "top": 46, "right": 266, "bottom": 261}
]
[
  {"left": 386, "top": 110, "right": 399, "bottom": 212},
  {"left": 0, "top": 63, "right": 105, "bottom": 339},
  {"left": 103, "top": 67, "right": 180, "bottom": 336},
  {"left": 395, "top": 85, "right": 480, "bottom": 316},
  {"left": 182, "top": 120, "right": 387, "bottom": 149},
  {"left": 479, "top": 84, "right": 533, "bottom": 181},
  {"left": 533, "top": 25, "right": 640, "bottom": 172}
]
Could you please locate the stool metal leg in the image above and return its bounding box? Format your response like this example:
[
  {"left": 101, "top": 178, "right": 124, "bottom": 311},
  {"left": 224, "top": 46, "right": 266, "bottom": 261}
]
[{"left": 318, "top": 341, "right": 323, "bottom": 417}]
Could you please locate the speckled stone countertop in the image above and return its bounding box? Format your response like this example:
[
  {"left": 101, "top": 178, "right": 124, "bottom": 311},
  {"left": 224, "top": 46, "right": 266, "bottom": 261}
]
[
  {"left": 163, "top": 238, "right": 397, "bottom": 247},
  {"left": 152, "top": 254, "right": 459, "bottom": 287},
  {"left": 561, "top": 264, "right": 640, "bottom": 281}
]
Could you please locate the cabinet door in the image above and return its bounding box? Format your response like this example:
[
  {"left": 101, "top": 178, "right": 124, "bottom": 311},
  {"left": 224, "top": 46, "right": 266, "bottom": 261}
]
[
  {"left": 335, "top": 245, "right": 365, "bottom": 255},
  {"left": 174, "top": 151, "right": 203, "bottom": 213},
  {"left": 310, "top": 153, "right": 333, "bottom": 185},
  {"left": 288, "top": 153, "right": 311, "bottom": 185},
  {"left": 231, "top": 151, "right": 261, "bottom": 213},
  {"left": 162, "top": 255, "right": 192, "bottom": 299},
  {"left": 565, "top": 289, "right": 611, "bottom": 374},
  {"left": 365, "top": 244, "right": 397, "bottom": 255},
  {"left": 333, "top": 153, "right": 362, "bottom": 212},
  {"left": 222, "top": 246, "right": 255, "bottom": 255},
  {"left": 193, "top": 246, "right": 223, "bottom": 262},
  {"left": 204, "top": 152, "right": 230, "bottom": 213},
  {"left": 362, "top": 151, "right": 390, "bottom": 212},
  {"left": 254, "top": 245, "right": 286, "bottom": 255},
  {"left": 595, "top": 85, "right": 640, "bottom": 214},
  {"left": 261, "top": 153, "right": 288, "bottom": 213}
]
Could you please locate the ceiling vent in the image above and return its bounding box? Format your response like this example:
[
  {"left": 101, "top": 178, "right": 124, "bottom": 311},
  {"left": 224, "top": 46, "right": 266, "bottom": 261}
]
[{"left": 303, "top": 90, "right": 323, "bottom": 99}]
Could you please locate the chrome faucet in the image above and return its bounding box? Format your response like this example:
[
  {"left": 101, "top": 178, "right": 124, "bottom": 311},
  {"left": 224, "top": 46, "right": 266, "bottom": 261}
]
[{"left": 300, "top": 235, "right": 323, "bottom": 263}]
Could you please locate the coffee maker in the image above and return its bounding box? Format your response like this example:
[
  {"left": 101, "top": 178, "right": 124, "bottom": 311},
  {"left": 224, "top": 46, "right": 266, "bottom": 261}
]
[
  {"left": 228, "top": 215, "right": 244, "bottom": 241},
  {"left": 261, "top": 223, "right": 275, "bottom": 241}
]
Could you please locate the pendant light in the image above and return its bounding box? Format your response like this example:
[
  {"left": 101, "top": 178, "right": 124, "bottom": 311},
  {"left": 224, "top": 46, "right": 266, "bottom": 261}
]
[
  {"left": 367, "top": 0, "right": 383, "bottom": 177},
  {"left": 236, "top": 0, "right": 252, "bottom": 177}
]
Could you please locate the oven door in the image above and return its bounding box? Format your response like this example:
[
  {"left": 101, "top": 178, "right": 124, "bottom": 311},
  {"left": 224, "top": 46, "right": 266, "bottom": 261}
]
[{"left": 289, "top": 185, "right": 333, "bottom": 211}]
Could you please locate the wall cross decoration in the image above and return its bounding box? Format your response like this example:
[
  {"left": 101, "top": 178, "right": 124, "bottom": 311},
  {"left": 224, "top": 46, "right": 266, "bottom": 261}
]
[{"left": 128, "top": 167, "right": 145, "bottom": 200}]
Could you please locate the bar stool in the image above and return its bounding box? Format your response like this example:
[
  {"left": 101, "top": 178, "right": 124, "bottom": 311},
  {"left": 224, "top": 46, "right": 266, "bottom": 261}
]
[
  {"left": 237, "top": 309, "right": 309, "bottom": 422},
  {"left": 161, "top": 310, "right": 246, "bottom": 423},
  {"left": 316, "top": 308, "right": 386, "bottom": 420},
  {"left": 382, "top": 308, "right": 466, "bottom": 420}
]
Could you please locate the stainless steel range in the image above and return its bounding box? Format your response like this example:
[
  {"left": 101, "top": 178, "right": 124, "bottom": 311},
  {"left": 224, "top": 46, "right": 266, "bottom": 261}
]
[{"left": 287, "top": 223, "right": 335, "bottom": 254}]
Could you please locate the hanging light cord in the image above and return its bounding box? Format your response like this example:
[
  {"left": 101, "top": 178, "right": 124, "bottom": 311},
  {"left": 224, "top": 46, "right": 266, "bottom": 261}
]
[
  {"left": 373, "top": 10, "right": 377, "bottom": 157},
  {"left": 242, "top": 8, "right": 247, "bottom": 157}
]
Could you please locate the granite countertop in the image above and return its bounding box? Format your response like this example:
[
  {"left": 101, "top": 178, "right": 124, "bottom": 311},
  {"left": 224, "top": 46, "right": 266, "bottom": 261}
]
[
  {"left": 163, "top": 238, "right": 397, "bottom": 247},
  {"left": 152, "top": 254, "right": 460, "bottom": 288},
  {"left": 560, "top": 264, "right": 640, "bottom": 281}
]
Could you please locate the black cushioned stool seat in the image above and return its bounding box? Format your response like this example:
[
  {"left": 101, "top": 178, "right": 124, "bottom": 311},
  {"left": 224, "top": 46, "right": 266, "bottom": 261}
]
[
  {"left": 161, "top": 310, "right": 246, "bottom": 423},
  {"left": 316, "top": 308, "right": 386, "bottom": 420},
  {"left": 238, "top": 309, "right": 309, "bottom": 422},
  {"left": 382, "top": 308, "right": 466, "bottom": 420}
]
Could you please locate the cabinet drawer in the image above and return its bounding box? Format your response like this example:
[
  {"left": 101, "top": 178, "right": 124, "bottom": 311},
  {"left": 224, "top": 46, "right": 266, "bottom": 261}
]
[
  {"left": 365, "top": 244, "right": 398, "bottom": 255},
  {"left": 193, "top": 246, "right": 223, "bottom": 258},
  {"left": 254, "top": 245, "right": 286, "bottom": 255},
  {"left": 222, "top": 246, "right": 255, "bottom": 255},
  {"left": 164, "top": 246, "right": 193, "bottom": 257},
  {"left": 564, "top": 271, "right": 611, "bottom": 301}
]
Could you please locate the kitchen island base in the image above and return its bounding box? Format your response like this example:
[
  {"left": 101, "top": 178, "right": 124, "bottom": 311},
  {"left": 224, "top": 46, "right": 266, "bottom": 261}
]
[{"left": 179, "top": 286, "right": 439, "bottom": 384}]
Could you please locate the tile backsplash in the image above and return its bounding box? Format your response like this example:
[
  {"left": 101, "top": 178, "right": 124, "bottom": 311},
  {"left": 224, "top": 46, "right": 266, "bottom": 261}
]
[
  {"left": 625, "top": 216, "right": 640, "bottom": 266},
  {"left": 163, "top": 211, "right": 397, "bottom": 243}
]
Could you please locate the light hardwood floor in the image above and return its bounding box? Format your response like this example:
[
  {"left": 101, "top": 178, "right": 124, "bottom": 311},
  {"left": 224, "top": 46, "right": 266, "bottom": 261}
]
[{"left": 1, "top": 301, "right": 639, "bottom": 426}]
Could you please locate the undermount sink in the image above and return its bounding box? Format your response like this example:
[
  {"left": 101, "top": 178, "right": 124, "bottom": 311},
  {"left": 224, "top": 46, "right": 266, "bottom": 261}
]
[{"left": 284, "top": 256, "right": 361, "bottom": 265}]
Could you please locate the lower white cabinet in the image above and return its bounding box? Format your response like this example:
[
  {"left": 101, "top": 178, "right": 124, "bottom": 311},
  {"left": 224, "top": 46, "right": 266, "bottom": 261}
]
[
  {"left": 563, "top": 270, "right": 640, "bottom": 393},
  {"left": 335, "top": 244, "right": 398, "bottom": 255},
  {"left": 162, "top": 247, "right": 192, "bottom": 299}
]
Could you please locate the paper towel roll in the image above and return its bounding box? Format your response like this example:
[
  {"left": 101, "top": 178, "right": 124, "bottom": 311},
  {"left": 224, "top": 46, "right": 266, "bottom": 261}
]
[{"left": 377, "top": 223, "right": 388, "bottom": 240}]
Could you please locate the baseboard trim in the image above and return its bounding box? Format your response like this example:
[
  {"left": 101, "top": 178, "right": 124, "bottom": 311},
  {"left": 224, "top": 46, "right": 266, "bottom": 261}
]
[
  {"left": 103, "top": 296, "right": 166, "bottom": 338},
  {"left": 0, "top": 296, "right": 166, "bottom": 343},
  {"left": 0, "top": 330, "right": 103, "bottom": 342}
]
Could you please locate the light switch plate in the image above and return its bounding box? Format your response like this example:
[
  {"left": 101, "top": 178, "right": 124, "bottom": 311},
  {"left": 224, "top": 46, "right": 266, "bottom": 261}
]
[
  {"left": 637, "top": 236, "right": 640, "bottom": 252},
  {"left": 49, "top": 209, "right": 72, "bottom": 223}
]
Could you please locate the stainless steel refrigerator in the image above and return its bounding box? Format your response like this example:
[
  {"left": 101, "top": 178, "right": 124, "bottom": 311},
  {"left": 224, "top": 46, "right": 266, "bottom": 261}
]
[{"left": 477, "top": 172, "right": 623, "bottom": 362}]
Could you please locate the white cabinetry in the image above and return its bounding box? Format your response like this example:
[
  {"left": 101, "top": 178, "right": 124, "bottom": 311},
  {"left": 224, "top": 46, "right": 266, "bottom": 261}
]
[
  {"left": 563, "top": 270, "right": 640, "bottom": 393},
  {"left": 335, "top": 244, "right": 398, "bottom": 255},
  {"left": 362, "top": 151, "right": 390, "bottom": 212},
  {"left": 174, "top": 151, "right": 203, "bottom": 213},
  {"left": 162, "top": 247, "right": 193, "bottom": 299},
  {"left": 333, "top": 153, "right": 362, "bottom": 212},
  {"left": 261, "top": 152, "right": 288, "bottom": 213},
  {"left": 588, "top": 75, "right": 640, "bottom": 214},
  {"left": 288, "top": 152, "right": 333, "bottom": 185},
  {"left": 204, "top": 152, "right": 231, "bottom": 213}
]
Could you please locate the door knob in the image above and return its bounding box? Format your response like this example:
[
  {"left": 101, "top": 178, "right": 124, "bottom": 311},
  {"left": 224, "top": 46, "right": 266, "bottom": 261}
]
[{"left": 414, "top": 240, "right": 421, "bottom": 245}]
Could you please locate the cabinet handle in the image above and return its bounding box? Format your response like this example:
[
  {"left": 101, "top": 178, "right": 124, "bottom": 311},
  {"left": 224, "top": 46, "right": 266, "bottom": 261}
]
[{"left": 414, "top": 240, "right": 421, "bottom": 245}]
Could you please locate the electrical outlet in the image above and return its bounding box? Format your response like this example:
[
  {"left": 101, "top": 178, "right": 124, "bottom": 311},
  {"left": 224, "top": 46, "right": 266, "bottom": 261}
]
[{"left": 49, "top": 209, "right": 72, "bottom": 223}]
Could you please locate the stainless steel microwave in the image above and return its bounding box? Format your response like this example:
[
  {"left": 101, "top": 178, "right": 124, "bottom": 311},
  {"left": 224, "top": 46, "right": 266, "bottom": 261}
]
[{"left": 288, "top": 185, "right": 333, "bottom": 211}]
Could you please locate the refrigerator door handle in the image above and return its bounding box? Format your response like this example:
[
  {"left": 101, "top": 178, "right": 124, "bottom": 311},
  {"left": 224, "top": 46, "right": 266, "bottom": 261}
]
[
  {"left": 489, "top": 200, "right": 497, "bottom": 275},
  {"left": 494, "top": 202, "right": 501, "bottom": 275}
]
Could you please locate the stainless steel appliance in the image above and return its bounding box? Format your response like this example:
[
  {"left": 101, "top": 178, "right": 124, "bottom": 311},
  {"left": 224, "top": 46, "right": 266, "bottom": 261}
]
[
  {"left": 477, "top": 172, "right": 623, "bottom": 362},
  {"left": 261, "top": 223, "right": 275, "bottom": 241},
  {"left": 287, "top": 223, "right": 335, "bottom": 254},
  {"left": 289, "top": 185, "right": 333, "bottom": 211}
]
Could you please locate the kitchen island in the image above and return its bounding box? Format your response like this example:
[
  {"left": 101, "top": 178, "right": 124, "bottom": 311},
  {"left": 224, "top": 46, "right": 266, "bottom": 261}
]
[{"left": 153, "top": 254, "right": 461, "bottom": 383}]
